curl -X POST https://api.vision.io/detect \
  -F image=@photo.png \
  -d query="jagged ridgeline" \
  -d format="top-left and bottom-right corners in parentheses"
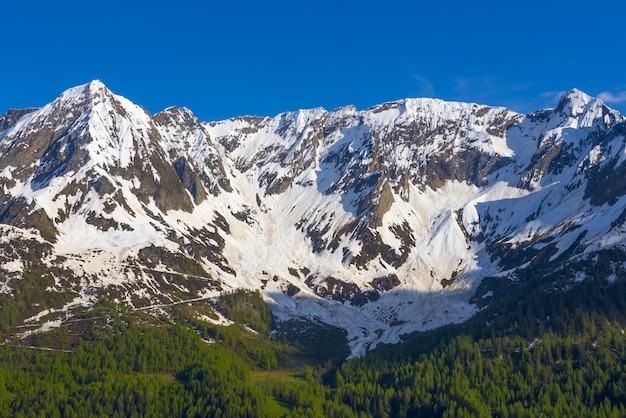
top-left (1, 81), bottom-right (626, 356)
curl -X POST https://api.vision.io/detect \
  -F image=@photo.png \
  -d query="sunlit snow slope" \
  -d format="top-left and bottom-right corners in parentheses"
top-left (1, 81), bottom-right (625, 355)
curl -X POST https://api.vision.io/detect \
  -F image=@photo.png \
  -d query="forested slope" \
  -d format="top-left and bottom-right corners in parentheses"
top-left (2, 257), bottom-right (626, 417)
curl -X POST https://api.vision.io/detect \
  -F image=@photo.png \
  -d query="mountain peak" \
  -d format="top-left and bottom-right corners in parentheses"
top-left (67, 79), bottom-right (108, 96)
top-left (4, 81), bottom-right (626, 356)
top-left (563, 87), bottom-right (593, 102)
top-left (46, 79), bottom-right (118, 115)
top-left (157, 106), bottom-right (199, 122)
top-left (555, 88), bottom-right (595, 116)
top-left (86, 78), bottom-right (107, 91)
top-left (552, 88), bottom-right (624, 129)
top-left (84, 79), bottom-right (113, 99)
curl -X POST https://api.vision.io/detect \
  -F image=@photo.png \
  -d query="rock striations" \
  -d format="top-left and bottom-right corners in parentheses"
top-left (1, 81), bottom-right (625, 355)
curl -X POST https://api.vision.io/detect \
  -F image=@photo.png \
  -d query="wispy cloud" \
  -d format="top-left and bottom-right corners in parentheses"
top-left (540, 90), bottom-right (567, 103)
top-left (598, 90), bottom-right (626, 104)
top-left (449, 76), bottom-right (530, 106)
top-left (535, 90), bottom-right (568, 110)
top-left (411, 74), bottom-right (435, 98)
top-left (451, 76), bottom-right (500, 101)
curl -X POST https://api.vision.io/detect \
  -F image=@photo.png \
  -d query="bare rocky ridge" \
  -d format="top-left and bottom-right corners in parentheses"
top-left (1, 81), bottom-right (626, 355)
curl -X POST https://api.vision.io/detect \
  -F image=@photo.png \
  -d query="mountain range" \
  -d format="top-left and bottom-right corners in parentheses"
top-left (1, 80), bottom-right (625, 356)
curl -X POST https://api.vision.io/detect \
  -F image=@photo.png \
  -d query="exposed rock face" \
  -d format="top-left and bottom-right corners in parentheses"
top-left (154, 106), bottom-right (232, 196)
top-left (0, 108), bottom-right (37, 132)
top-left (1, 82), bottom-right (626, 355)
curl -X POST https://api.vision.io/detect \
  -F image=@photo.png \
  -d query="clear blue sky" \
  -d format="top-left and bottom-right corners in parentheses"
top-left (2, 0), bottom-right (625, 121)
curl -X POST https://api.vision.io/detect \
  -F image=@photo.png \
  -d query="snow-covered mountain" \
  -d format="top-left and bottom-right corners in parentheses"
top-left (1, 80), bottom-right (625, 355)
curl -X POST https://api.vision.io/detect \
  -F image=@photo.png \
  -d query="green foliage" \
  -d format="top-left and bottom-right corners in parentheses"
top-left (4, 256), bottom-right (626, 416)
top-left (0, 319), bottom-right (285, 417)
top-left (274, 318), bottom-right (351, 367)
top-left (320, 248), bottom-right (626, 417)
top-left (0, 267), bottom-right (76, 339)
top-left (327, 322), bottom-right (626, 417)
top-left (216, 289), bottom-right (274, 334)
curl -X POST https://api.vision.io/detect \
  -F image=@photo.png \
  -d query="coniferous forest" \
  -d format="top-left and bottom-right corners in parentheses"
top-left (2, 252), bottom-right (626, 417)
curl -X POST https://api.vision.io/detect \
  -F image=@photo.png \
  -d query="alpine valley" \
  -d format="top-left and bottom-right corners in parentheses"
top-left (1, 80), bottom-right (626, 357)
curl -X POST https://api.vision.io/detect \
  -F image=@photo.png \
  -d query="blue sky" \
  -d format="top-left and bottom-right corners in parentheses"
top-left (2, 0), bottom-right (625, 121)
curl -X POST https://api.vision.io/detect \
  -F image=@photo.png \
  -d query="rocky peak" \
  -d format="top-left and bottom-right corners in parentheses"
top-left (0, 108), bottom-right (38, 132)
top-left (553, 88), bottom-right (622, 129)
top-left (154, 106), bottom-right (200, 128)
top-left (0, 80), bottom-right (198, 219)
top-left (49, 80), bottom-right (113, 113)
top-left (4, 82), bottom-right (626, 356)
top-left (556, 88), bottom-right (593, 114)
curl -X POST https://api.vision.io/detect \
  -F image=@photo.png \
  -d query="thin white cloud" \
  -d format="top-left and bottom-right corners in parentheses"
top-left (450, 76), bottom-right (507, 105)
top-left (412, 74), bottom-right (435, 98)
top-left (598, 90), bottom-right (626, 104)
top-left (452, 76), bottom-right (496, 97)
top-left (540, 90), bottom-right (567, 102)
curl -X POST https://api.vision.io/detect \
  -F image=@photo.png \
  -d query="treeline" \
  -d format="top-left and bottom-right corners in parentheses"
top-left (0, 320), bottom-right (286, 417)
top-left (311, 248), bottom-right (626, 416)
top-left (325, 323), bottom-right (626, 417)
top-left (4, 318), bottom-right (626, 417)
top-left (3, 251), bottom-right (626, 416)
top-left (0, 291), bottom-right (358, 417)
